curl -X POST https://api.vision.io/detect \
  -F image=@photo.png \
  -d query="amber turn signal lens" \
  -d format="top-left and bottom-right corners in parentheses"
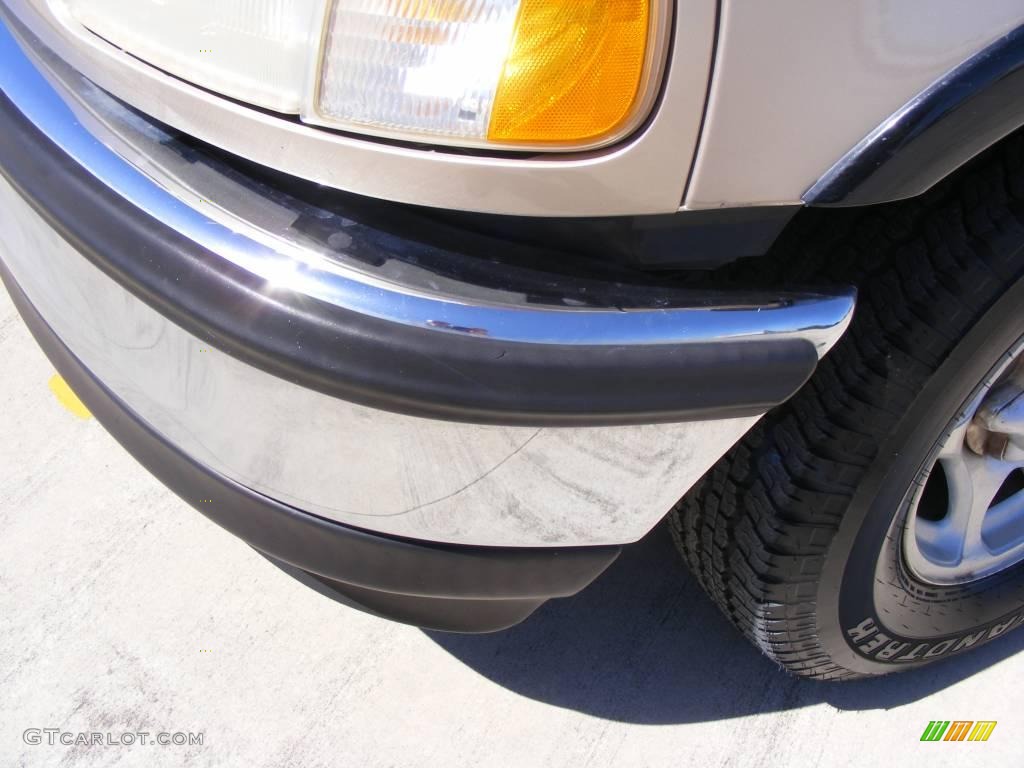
top-left (488, 0), bottom-right (651, 144)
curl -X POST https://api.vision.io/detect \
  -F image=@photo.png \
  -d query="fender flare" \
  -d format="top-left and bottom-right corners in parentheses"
top-left (805, 24), bottom-right (1024, 208)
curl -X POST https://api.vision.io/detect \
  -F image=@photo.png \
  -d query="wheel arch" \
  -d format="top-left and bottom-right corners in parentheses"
top-left (805, 24), bottom-right (1024, 209)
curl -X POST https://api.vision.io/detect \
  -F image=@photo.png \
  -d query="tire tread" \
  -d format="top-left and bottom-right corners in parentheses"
top-left (668, 132), bottom-right (1024, 679)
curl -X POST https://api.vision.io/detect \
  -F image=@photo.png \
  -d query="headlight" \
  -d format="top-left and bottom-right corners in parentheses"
top-left (64, 0), bottom-right (666, 151)
top-left (64, 0), bottom-right (324, 113)
top-left (312, 0), bottom-right (657, 148)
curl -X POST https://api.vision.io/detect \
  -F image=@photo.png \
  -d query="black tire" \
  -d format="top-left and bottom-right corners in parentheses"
top-left (669, 131), bottom-right (1024, 679)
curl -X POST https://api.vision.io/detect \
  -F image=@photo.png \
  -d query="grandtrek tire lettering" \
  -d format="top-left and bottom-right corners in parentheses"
top-left (845, 611), bottom-right (1024, 663)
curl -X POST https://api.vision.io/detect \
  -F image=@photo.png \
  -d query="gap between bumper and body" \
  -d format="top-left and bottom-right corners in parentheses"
top-left (0, 13), bottom-right (855, 630)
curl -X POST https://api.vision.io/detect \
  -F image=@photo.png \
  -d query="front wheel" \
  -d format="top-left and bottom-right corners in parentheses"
top-left (670, 132), bottom-right (1024, 678)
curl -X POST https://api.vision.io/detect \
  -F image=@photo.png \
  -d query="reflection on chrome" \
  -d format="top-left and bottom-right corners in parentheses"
top-left (0, 15), bottom-right (855, 357)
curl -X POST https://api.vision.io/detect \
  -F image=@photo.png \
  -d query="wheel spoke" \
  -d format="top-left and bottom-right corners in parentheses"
top-left (915, 451), bottom-right (1012, 572)
top-left (983, 487), bottom-right (1024, 556)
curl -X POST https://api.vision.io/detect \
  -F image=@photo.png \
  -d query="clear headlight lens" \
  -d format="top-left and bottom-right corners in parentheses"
top-left (65, 0), bottom-right (322, 112)
top-left (64, 0), bottom-right (661, 150)
top-left (316, 0), bottom-right (521, 141)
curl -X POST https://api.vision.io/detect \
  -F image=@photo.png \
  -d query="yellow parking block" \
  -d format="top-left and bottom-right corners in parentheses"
top-left (47, 373), bottom-right (92, 420)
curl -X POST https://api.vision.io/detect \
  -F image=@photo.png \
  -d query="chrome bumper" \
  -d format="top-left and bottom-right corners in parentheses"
top-left (0, 15), bottom-right (854, 548)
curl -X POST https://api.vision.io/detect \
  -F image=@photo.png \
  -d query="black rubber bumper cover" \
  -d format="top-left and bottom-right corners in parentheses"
top-left (0, 259), bottom-right (620, 631)
top-left (0, 84), bottom-right (820, 428)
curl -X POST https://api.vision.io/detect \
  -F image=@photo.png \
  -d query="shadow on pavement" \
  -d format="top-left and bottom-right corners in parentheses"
top-left (425, 524), bottom-right (1024, 724)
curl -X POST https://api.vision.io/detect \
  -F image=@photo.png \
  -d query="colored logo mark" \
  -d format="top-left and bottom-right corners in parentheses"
top-left (920, 721), bottom-right (997, 742)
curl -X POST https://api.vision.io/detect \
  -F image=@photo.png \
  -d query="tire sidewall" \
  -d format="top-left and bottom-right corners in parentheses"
top-left (817, 273), bottom-right (1024, 676)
